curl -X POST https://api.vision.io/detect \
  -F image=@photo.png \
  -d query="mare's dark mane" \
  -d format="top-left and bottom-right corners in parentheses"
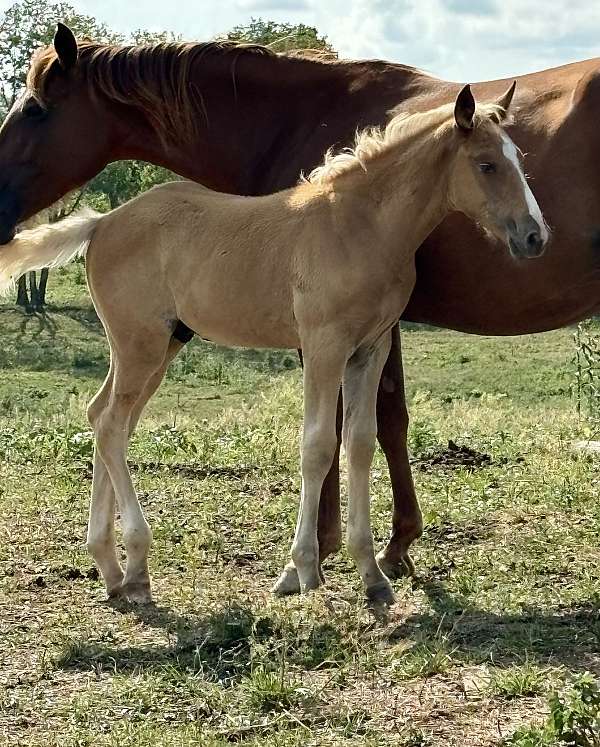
top-left (27, 38), bottom-right (424, 145)
top-left (28, 40), bottom-right (278, 143)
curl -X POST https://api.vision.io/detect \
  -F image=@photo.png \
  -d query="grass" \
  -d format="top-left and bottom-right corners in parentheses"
top-left (488, 661), bottom-right (560, 699)
top-left (1, 270), bottom-right (600, 745)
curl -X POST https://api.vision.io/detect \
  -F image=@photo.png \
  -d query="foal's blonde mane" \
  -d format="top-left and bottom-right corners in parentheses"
top-left (308, 101), bottom-right (508, 185)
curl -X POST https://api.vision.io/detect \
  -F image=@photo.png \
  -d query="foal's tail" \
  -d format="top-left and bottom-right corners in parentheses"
top-left (0, 209), bottom-right (101, 297)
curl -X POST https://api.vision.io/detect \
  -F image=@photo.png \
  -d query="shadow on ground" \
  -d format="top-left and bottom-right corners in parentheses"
top-left (55, 601), bottom-right (346, 681)
top-left (52, 578), bottom-right (600, 680)
top-left (391, 579), bottom-right (600, 670)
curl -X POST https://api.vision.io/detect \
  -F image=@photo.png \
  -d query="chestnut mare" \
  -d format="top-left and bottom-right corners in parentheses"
top-left (0, 24), bottom-right (598, 580)
top-left (0, 89), bottom-right (547, 602)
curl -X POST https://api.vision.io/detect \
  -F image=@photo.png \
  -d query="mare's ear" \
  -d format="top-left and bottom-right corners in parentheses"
top-left (54, 23), bottom-right (78, 71)
top-left (496, 81), bottom-right (517, 120)
top-left (454, 84), bottom-right (476, 132)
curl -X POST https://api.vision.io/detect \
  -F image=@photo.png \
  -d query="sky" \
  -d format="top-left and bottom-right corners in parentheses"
top-left (3, 0), bottom-right (600, 81)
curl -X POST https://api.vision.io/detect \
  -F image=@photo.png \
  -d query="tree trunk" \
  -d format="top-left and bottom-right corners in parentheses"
top-left (38, 268), bottom-right (49, 307)
top-left (29, 271), bottom-right (42, 310)
top-left (16, 276), bottom-right (31, 310)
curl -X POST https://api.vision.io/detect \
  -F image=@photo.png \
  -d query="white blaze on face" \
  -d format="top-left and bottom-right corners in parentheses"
top-left (501, 132), bottom-right (549, 243)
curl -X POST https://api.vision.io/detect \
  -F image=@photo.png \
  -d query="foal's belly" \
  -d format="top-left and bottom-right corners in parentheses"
top-left (176, 281), bottom-right (300, 350)
top-left (181, 310), bottom-right (301, 350)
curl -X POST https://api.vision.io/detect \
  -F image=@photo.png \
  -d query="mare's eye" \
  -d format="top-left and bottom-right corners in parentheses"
top-left (23, 101), bottom-right (46, 119)
top-left (479, 162), bottom-right (496, 174)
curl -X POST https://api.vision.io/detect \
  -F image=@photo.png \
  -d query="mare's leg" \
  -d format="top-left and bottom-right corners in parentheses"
top-left (86, 338), bottom-right (184, 598)
top-left (343, 333), bottom-right (395, 604)
top-left (375, 324), bottom-right (423, 578)
top-left (274, 342), bottom-right (346, 594)
top-left (92, 335), bottom-right (171, 603)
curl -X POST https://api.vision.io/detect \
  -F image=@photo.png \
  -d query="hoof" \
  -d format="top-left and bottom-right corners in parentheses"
top-left (272, 565), bottom-right (301, 596)
top-left (299, 572), bottom-right (323, 594)
top-left (376, 550), bottom-right (415, 580)
top-left (106, 584), bottom-right (124, 599)
top-left (273, 562), bottom-right (326, 596)
top-left (105, 573), bottom-right (125, 599)
top-left (110, 581), bottom-right (153, 605)
top-left (366, 580), bottom-right (396, 606)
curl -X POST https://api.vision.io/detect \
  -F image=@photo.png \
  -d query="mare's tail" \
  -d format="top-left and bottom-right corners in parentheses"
top-left (0, 209), bottom-right (101, 296)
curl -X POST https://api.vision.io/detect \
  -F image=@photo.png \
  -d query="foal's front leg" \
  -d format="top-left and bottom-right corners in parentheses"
top-left (316, 325), bottom-right (422, 578)
top-left (274, 343), bottom-right (347, 594)
top-left (343, 333), bottom-right (395, 604)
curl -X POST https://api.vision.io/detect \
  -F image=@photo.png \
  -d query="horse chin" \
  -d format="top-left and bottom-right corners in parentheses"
top-left (508, 236), bottom-right (536, 260)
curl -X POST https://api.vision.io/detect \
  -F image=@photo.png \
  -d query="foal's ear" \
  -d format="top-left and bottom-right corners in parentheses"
top-left (496, 81), bottom-right (517, 119)
top-left (54, 23), bottom-right (78, 71)
top-left (454, 84), bottom-right (476, 132)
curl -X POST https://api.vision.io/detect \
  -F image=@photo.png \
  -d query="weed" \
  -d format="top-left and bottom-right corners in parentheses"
top-left (505, 673), bottom-right (600, 746)
top-left (572, 321), bottom-right (600, 422)
top-left (489, 661), bottom-right (558, 699)
top-left (392, 635), bottom-right (456, 680)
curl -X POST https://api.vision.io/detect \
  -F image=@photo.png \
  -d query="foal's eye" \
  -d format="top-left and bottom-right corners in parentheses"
top-left (22, 101), bottom-right (46, 119)
top-left (478, 162), bottom-right (496, 174)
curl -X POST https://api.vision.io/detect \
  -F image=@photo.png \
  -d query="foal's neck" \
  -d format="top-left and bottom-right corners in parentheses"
top-left (332, 135), bottom-right (453, 270)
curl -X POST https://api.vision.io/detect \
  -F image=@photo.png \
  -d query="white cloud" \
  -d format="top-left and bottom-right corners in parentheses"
top-left (236, 0), bottom-right (310, 10)
top-left (4, 0), bottom-right (600, 81)
top-left (309, 0), bottom-right (600, 80)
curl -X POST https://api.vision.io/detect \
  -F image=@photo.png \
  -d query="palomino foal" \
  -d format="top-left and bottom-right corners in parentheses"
top-left (0, 84), bottom-right (547, 604)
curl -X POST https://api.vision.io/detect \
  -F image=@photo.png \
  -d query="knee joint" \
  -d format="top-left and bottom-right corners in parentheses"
top-left (87, 535), bottom-right (109, 557)
top-left (87, 401), bottom-right (104, 428)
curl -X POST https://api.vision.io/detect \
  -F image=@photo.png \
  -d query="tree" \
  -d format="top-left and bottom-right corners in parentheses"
top-left (224, 18), bottom-right (336, 56)
top-left (86, 161), bottom-right (177, 212)
top-left (130, 29), bottom-right (181, 45)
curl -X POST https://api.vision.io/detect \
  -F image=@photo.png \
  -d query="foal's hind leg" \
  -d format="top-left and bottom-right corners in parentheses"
top-left (87, 339), bottom-right (184, 599)
top-left (86, 363), bottom-right (124, 596)
top-left (93, 337), bottom-right (172, 603)
top-left (343, 333), bottom-right (395, 604)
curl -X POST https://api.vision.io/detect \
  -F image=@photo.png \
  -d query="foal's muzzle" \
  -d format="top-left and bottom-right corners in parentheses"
top-left (506, 215), bottom-right (548, 260)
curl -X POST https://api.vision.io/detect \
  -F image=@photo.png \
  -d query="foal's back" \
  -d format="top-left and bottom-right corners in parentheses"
top-left (87, 181), bottom-right (323, 349)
